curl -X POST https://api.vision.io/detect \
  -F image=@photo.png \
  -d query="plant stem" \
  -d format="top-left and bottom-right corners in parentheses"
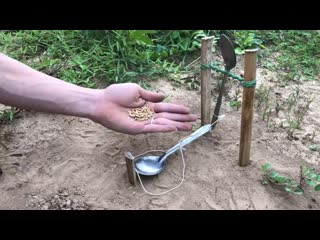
top-left (299, 165), bottom-right (304, 189)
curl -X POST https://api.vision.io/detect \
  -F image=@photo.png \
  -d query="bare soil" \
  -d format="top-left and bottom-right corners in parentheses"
top-left (1, 60), bottom-right (319, 210)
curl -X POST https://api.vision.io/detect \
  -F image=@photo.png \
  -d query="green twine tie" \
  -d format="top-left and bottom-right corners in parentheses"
top-left (201, 62), bottom-right (256, 88)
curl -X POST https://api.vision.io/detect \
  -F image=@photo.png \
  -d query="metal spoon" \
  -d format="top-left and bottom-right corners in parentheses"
top-left (134, 123), bottom-right (213, 176)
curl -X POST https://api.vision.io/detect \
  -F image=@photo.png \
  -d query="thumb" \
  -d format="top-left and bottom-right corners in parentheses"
top-left (139, 88), bottom-right (165, 103)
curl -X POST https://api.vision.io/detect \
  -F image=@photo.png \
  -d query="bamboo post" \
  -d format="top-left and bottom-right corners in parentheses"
top-left (125, 152), bottom-right (137, 186)
top-left (201, 36), bottom-right (214, 126)
top-left (239, 49), bottom-right (258, 167)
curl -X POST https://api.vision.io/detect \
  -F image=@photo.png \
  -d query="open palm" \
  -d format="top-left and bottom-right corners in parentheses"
top-left (93, 83), bottom-right (197, 135)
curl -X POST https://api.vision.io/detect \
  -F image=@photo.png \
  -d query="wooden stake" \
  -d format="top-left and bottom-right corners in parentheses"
top-left (125, 152), bottom-right (137, 186)
top-left (201, 36), bottom-right (214, 126)
top-left (239, 49), bottom-right (258, 167)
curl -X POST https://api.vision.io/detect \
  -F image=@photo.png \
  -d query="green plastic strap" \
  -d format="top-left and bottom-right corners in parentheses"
top-left (201, 62), bottom-right (256, 88)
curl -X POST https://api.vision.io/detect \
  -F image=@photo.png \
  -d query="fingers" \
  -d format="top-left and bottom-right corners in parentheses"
top-left (129, 97), bottom-right (146, 108)
top-left (153, 102), bottom-right (190, 114)
top-left (154, 112), bottom-right (197, 122)
top-left (139, 88), bottom-right (165, 103)
top-left (141, 124), bottom-right (177, 134)
top-left (149, 117), bottom-right (193, 131)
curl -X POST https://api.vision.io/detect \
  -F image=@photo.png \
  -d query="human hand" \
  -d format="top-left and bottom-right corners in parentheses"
top-left (92, 83), bottom-right (197, 135)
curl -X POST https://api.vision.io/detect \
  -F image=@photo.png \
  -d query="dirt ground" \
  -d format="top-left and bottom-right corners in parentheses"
top-left (1, 59), bottom-right (320, 210)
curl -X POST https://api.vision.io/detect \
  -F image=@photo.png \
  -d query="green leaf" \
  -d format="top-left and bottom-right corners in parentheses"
top-left (132, 30), bottom-right (157, 35)
top-left (179, 38), bottom-right (191, 51)
top-left (125, 72), bottom-right (139, 77)
top-left (262, 163), bottom-right (272, 171)
top-left (244, 34), bottom-right (254, 46)
top-left (284, 186), bottom-right (292, 192)
top-left (129, 31), bottom-right (154, 45)
top-left (315, 184), bottom-right (320, 192)
top-left (309, 144), bottom-right (319, 151)
top-left (269, 171), bottom-right (279, 179)
top-left (171, 31), bottom-right (180, 39)
top-left (293, 188), bottom-right (304, 195)
top-left (308, 173), bottom-right (317, 179)
top-left (260, 44), bottom-right (267, 49)
top-left (306, 179), bottom-right (317, 187)
top-left (116, 62), bottom-right (121, 74)
top-left (275, 176), bottom-right (288, 184)
top-left (192, 30), bottom-right (206, 38)
top-left (235, 47), bottom-right (245, 55)
top-left (8, 111), bottom-right (13, 122)
top-left (303, 167), bottom-right (311, 176)
top-left (229, 101), bottom-right (241, 108)
top-left (161, 51), bottom-right (168, 58)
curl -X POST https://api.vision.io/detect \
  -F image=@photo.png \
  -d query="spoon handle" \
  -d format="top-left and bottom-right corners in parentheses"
top-left (163, 124), bottom-right (212, 158)
top-left (179, 124), bottom-right (212, 147)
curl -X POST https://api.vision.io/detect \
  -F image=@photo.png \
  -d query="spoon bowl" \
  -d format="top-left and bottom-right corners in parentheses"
top-left (134, 155), bottom-right (166, 176)
top-left (134, 123), bottom-right (214, 176)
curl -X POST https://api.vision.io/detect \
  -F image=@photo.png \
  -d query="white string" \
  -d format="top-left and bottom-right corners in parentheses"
top-left (134, 115), bottom-right (225, 196)
top-left (136, 139), bottom-right (186, 196)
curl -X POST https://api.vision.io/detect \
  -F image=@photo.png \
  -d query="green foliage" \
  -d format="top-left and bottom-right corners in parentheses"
top-left (0, 107), bottom-right (17, 124)
top-left (1, 30), bottom-right (319, 92)
top-left (309, 144), bottom-right (320, 152)
top-left (302, 166), bottom-right (320, 192)
top-left (261, 163), bottom-right (303, 195)
top-left (251, 30), bottom-right (320, 81)
top-left (261, 163), bottom-right (320, 194)
top-left (233, 31), bottom-right (266, 55)
top-left (0, 30), bottom-right (213, 88)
